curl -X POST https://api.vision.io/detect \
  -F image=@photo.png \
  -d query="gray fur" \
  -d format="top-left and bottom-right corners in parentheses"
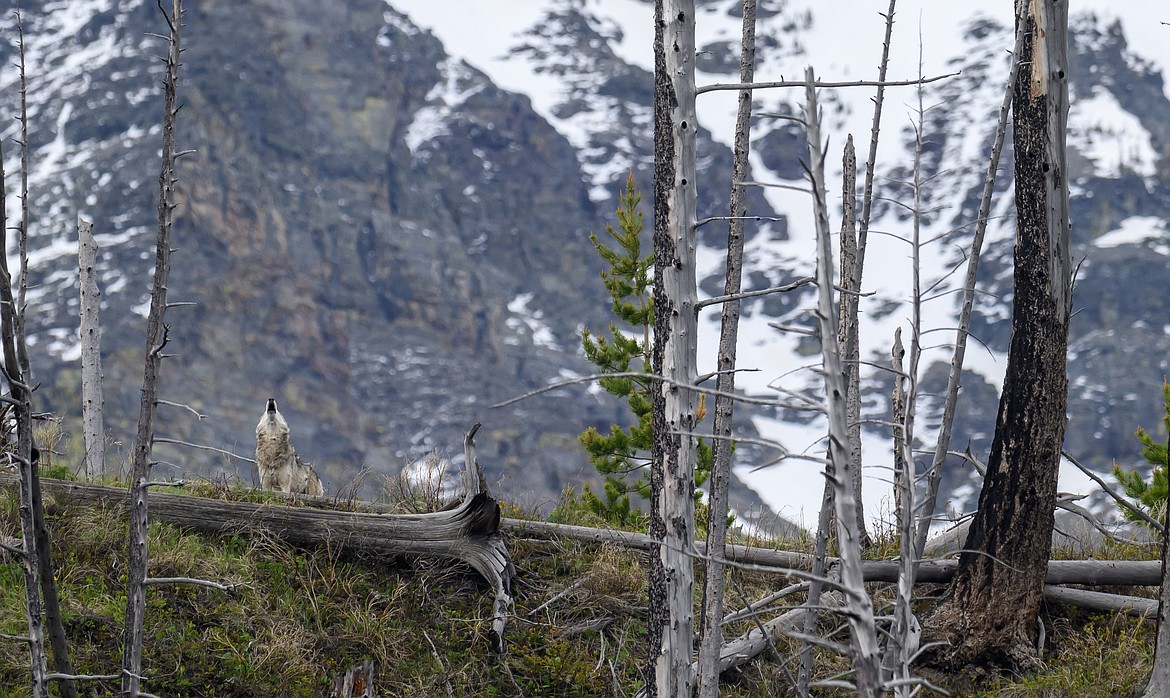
top-left (255, 399), bottom-right (325, 496)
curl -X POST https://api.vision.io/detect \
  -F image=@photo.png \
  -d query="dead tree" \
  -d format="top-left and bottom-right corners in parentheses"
top-left (122, 1), bottom-right (183, 694)
top-left (0, 15), bottom-right (79, 698)
top-left (78, 217), bottom-right (105, 481)
top-left (925, 0), bottom-right (1072, 671)
top-left (0, 119), bottom-right (49, 698)
top-left (804, 68), bottom-right (882, 696)
top-left (648, 0), bottom-right (700, 696)
top-left (837, 133), bottom-right (866, 549)
top-left (696, 1), bottom-right (755, 695)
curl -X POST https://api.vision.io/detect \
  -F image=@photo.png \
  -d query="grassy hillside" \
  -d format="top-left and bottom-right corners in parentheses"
top-left (0, 476), bottom-right (1158, 697)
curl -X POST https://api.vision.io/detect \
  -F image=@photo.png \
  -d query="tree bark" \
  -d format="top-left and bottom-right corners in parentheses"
top-left (0, 21), bottom-right (76, 696)
top-left (649, 0), bottom-right (700, 696)
top-left (838, 135), bottom-right (868, 548)
top-left (123, 3), bottom-right (182, 693)
top-left (805, 68), bottom-right (882, 696)
top-left (925, 0), bottom-right (1071, 671)
top-left (697, 2), bottom-right (755, 695)
top-left (78, 217), bottom-right (105, 482)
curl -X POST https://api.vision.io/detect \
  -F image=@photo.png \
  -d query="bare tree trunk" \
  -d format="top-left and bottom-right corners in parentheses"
top-left (804, 68), bottom-right (882, 697)
top-left (78, 217), bottom-right (105, 482)
top-left (891, 330), bottom-right (907, 531)
top-left (837, 135), bottom-right (868, 549)
top-left (122, 2), bottom-right (183, 694)
top-left (797, 137), bottom-right (858, 696)
top-left (649, 0), bottom-right (699, 695)
top-left (696, 1), bottom-right (755, 695)
top-left (925, 0), bottom-right (1071, 671)
top-left (885, 65), bottom-right (928, 688)
top-left (0, 172), bottom-right (49, 694)
top-left (1, 19), bottom-right (77, 697)
top-left (814, 0), bottom-right (896, 594)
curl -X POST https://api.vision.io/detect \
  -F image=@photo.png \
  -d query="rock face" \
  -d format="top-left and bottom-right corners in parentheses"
top-left (3, 0), bottom-right (1170, 522)
top-left (0, 0), bottom-right (606, 500)
top-left (168, 0), bottom-right (616, 495)
top-left (0, 0), bottom-right (772, 511)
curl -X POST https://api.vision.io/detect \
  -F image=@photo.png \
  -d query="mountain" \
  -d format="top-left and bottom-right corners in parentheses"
top-left (0, 0), bottom-right (1168, 528)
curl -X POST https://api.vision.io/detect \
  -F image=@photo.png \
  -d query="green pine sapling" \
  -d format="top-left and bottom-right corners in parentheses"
top-left (1113, 381), bottom-right (1170, 528)
top-left (578, 173), bottom-right (711, 528)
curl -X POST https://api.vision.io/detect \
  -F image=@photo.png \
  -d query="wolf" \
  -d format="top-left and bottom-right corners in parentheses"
top-left (255, 398), bottom-right (325, 497)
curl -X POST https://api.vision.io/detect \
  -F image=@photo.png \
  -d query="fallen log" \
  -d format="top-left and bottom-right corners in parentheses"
top-left (1043, 585), bottom-right (1157, 618)
top-left (505, 519), bottom-right (1162, 587)
top-left (858, 558), bottom-right (1162, 586)
top-left (503, 519), bottom-right (821, 571)
top-left (675, 581), bottom-right (1158, 687)
top-left (0, 425), bottom-right (515, 653)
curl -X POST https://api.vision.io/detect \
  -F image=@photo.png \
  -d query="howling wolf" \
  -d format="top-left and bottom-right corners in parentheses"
top-left (255, 398), bottom-right (325, 496)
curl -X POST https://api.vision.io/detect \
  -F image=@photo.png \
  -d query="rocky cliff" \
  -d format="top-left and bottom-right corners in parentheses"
top-left (2, 0), bottom-right (1170, 524)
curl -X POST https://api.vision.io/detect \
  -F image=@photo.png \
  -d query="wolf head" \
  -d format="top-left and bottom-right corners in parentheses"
top-left (257, 397), bottom-right (290, 439)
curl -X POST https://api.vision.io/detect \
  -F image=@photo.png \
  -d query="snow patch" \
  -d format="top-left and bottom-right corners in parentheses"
top-left (507, 292), bottom-right (560, 350)
top-left (1069, 87), bottom-right (1158, 180)
top-left (404, 59), bottom-right (487, 157)
top-left (1093, 216), bottom-right (1167, 249)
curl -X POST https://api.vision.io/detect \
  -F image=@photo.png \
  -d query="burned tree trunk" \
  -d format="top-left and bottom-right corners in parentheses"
top-left (925, 0), bottom-right (1071, 671)
top-left (648, 0), bottom-right (700, 695)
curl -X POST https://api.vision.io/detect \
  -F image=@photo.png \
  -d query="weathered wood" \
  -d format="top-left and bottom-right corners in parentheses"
top-left (124, 2), bottom-right (184, 693)
top-left (650, 0), bottom-right (700, 695)
top-left (330, 659), bottom-right (375, 698)
top-left (1, 461), bottom-right (515, 653)
top-left (862, 558), bottom-right (1161, 586)
top-left (0, 22), bottom-right (50, 696)
top-left (77, 217), bottom-right (104, 482)
top-left (1044, 586), bottom-right (1157, 619)
top-left (507, 517), bottom-right (1161, 587)
top-left (927, 0), bottom-right (1073, 671)
top-left (697, 2), bottom-right (756, 694)
top-left (806, 67), bottom-right (882, 696)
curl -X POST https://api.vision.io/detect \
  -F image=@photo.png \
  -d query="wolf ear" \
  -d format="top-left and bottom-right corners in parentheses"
top-left (266, 398), bottom-right (278, 413)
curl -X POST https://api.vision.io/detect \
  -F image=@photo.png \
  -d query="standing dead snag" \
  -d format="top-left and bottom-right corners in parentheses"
top-left (696, 2), bottom-right (755, 696)
top-left (0, 15), bottom-right (78, 697)
top-left (804, 67), bottom-right (882, 696)
top-left (78, 217), bottom-right (105, 481)
top-left (925, 0), bottom-right (1072, 671)
top-left (649, 0), bottom-right (700, 695)
top-left (0, 138), bottom-right (48, 698)
top-left (122, 0), bottom-right (184, 694)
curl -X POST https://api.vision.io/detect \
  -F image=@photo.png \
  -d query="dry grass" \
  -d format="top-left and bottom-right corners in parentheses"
top-left (0, 480), bottom-right (1160, 696)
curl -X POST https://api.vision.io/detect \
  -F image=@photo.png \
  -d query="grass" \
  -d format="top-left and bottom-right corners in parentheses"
top-left (0, 476), bottom-right (1160, 696)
